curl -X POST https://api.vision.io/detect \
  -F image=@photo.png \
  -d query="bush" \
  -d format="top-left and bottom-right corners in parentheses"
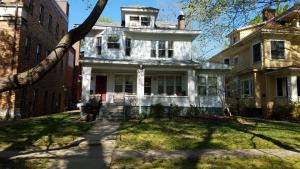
top-left (82, 98), bottom-right (102, 121)
top-left (169, 104), bottom-right (182, 119)
top-left (151, 104), bottom-right (164, 119)
top-left (186, 104), bottom-right (200, 118)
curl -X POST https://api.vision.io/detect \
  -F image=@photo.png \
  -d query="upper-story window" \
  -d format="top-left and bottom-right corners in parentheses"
top-left (24, 36), bottom-right (31, 58)
top-left (252, 42), bottom-right (261, 63)
top-left (48, 15), bottom-right (52, 31)
top-left (152, 41), bottom-right (174, 58)
top-left (130, 16), bottom-right (139, 21)
top-left (107, 36), bottom-right (120, 49)
top-left (125, 38), bottom-right (131, 56)
top-left (223, 58), bottom-right (230, 65)
top-left (141, 17), bottom-right (151, 26)
top-left (28, 0), bottom-right (33, 15)
top-left (39, 5), bottom-right (44, 25)
top-left (36, 44), bottom-right (42, 64)
top-left (271, 41), bottom-right (285, 59)
top-left (96, 37), bottom-right (102, 55)
top-left (55, 23), bottom-right (60, 38)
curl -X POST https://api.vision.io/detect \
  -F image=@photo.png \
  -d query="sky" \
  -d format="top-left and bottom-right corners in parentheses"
top-left (68, 0), bottom-right (158, 29)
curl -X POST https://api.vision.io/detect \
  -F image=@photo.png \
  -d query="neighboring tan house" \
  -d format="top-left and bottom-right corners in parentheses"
top-left (80, 6), bottom-right (230, 119)
top-left (209, 4), bottom-right (300, 114)
top-left (0, 0), bottom-right (75, 119)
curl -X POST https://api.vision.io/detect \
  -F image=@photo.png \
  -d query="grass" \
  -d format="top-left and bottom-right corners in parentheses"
top-left (0, 111), bottom-right (92, 151)
top-left (116, 117), bottom-right (300, 150)
top-left (111, 156), bottom-right (300, 169)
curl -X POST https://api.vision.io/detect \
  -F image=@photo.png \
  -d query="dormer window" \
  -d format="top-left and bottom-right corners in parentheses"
top-left (107, 36), bottom-right (120, 49)
top-left (141, 17), bottom-right (151, 26)
top-left (130, 16), bottom-right (139, 21)
top-left (223, 58), bottom-right (230, 65)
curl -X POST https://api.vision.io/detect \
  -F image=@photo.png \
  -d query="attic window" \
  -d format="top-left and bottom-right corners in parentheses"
top-left (130, 16), bottom-right (139, 21)
top-left (141, 17), bottom-right (151, 26)
top-left (107, 36), bottom-right (120, 49)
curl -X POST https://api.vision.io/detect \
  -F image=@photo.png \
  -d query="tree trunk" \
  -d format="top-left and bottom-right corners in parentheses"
top-left (0, 0), bottom-right (108, 93)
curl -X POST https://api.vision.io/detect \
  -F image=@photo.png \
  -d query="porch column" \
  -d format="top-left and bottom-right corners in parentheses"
top-left (188, 69), bottom-right (196, 106)
top-left (82, 67), bottom-right (92, 103)
top-left (287, 75), bottom-right (298, 103)
top-left (137, 68), bottom-right (145, 114)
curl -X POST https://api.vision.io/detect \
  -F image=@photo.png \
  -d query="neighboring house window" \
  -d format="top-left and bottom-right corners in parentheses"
top-left (115, 75), bottom-right (123, 93)
top-left (55, 23), bottom-right (60, 38)
top-left (24, 36), bottom-right (31, 58)
top-left (198, 76), bottom-right (207, 96)
top-left (276, 77), bottom-right (288, 97)
top-left (158, 41), bottom-right (166, 58)
top-left (151, 41), bottom-right (156, 58)
top-left (39, 5), bottom-right (44, 25)
top-left (158, 76), bottom-right (164, 94)
top-left (298, 77), bottom-right (300, 96)
top-left (271, 41), bottom-right (285, 59)
top-left (36, 44), bottom-right (42, 64)
top-left (241, 79), bottom-right (253, 97)
top-left (223, 58), bottom-right (230, 65)
top-left (32, 89), bottom-right (39, 113)
top-left (252, 42), bottom-right (261, 63)
top-left (28, 0), bottom-right (33, 15)
top-left (141, 17), bottom-right (150, 26)
top-left (107, 36), bottom-right (120, 49)
top-left (144, 77), bottom-right (152, 95)
top-left (96, 37), bottom-right (102, 55)
top-left (234, 57), bottom-right (239, 64)
top-left (125, 38), bottom-right (131, 56)
top-left (208, 76), bottom-right (218, 96)
top-left (168, 41), bottom-right (174, 58)
top-left (48, 15), bottom-right (52, 31)
top-left (130, 16), bottom-right (139, 21)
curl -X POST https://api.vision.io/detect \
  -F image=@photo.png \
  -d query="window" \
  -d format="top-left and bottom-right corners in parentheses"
top-left (114, 75), bottom-right (123, 93)
top-left (141, 17), bottom-right (151, 26)
top-left (158, 41), bottom-right (166, 58)
top-left (277, 77), bottom-right (288, 97)
top-left (223, 58), bottom-right (230, 65)
top-left (168, 41), bottom-right (174, 58)
top-left (208, 76), bottom-right (218, 96)
top-left (298, 77), bottom-right (300, 96)
top-left (36, 44), bottom-right (42, 64)
top-left (96, 37), bottom-right (102, 55)
top-left (48, 15), bottom-right (52, 31)
top-left (241, 79), bottom-right (253, 97)
top-left (55, 23), bottom-right (60, 38)
top-left (125, 75), bottom-right (134, 94)
top-left (107, 36), bottom-right (120, 49)
top-left (130, 16), bottom-right (139, 21)
top-left (28, 0), bottom-right (33, 15)
top-left (151, 41), bottom-right (156, 58)
top-left (198, 76), bottom-right (207, 96)
top-left (271, 41), bottom-right (285, 59)
top-left (175, 76), bottom-right (183, 95)
top-left (39, 5), bottom-right (44, 25)
top-left (158, 76), bottom-right (164, 94)
top-left (166, 76), bottom-right (175, 95)
top-left (144, 77), bottom-right (152, 95)
top-left (24, 36), bottom-right (31, 57)
top-left (125, 38), bottom-right (131, 56)
top-left (252, 43), bottom-right (261, 63)
top-left (234, 57), bottom-right (239, 64)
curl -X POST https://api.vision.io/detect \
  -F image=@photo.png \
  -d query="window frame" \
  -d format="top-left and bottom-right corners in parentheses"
top-left (107, 35), bottom-right (120, 49)
top-left (96, 37), bottom-right (102, 55)
top-left (252, 42), bottom-right (262, 64)
top-left (223, 57), bottom-right (230, 65)
top-left (39, 5), bottom-right (44, 25)
top-left (125, 38), bottom-right (131, 56)
top-left (270, 40), bottom-right (286, 60)
top-left (276, 77), bottom-right (288, 97)
top-left (141, 16), bottom-right (151, 26)
top-left (144, 76), bottom-right (152, 95)
top-left (197, 75), bottom-right (218, 96)
top-left (240, 78), bottom-right (253, 97)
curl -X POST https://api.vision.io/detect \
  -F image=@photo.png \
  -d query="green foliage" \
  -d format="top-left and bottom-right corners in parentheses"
top-left (97, 16), bottom-right (112, 23)
top-left (272, 104), bottom-right (300, 120)
top-left (137, 112), bottom-right (146, 124)
top-left (151, 104), bottom-right (165, 119)
top-left (169, 104), bottom-right (182, 118)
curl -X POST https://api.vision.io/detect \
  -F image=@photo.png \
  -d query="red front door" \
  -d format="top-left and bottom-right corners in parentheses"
top-left (96, 76), bottom-right (107, 102)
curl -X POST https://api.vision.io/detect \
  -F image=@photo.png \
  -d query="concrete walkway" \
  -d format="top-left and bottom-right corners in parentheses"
top-left (1, 120), bottom-right (120, 169)
top-left (113, 149), bottom-right (300, 160)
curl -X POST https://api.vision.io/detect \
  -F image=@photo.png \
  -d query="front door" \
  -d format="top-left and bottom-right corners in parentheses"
top-left (96, 76), bottom-right (107, 102)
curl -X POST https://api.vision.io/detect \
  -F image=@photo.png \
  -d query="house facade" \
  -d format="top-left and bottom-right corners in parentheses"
top-left (81, 6), bottom-right (229, 118)
top-left (209, 4), bottom-right (300, 114)
top-left (0, 0), bottom-right (75, 119)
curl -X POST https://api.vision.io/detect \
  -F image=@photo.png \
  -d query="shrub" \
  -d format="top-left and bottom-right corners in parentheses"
top-left (137, 112), bottom-right (146, 124)
top-left (151, 104), bottom-right (164, 119)
top-left (186, 105), bottom-right (200, 118)
top-left (169, 104), bottom-right (182, 119)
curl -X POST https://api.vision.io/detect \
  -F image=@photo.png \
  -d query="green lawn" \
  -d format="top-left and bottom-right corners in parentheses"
top-left (116, 117), bottom-right (300, 150)
top-left (0, 111), bottom-right (92, 151)
top-left (111, 156), bottom-right (300, 169)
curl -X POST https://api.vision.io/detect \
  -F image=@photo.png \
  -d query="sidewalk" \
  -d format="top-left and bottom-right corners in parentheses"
top-left (0, 120), bottom-right (120, 169)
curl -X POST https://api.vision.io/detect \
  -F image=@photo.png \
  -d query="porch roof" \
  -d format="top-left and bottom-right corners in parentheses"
top-left (80, 58), bottom-right (231, 71)
top-left (265, 66), bottom-right (300, 76)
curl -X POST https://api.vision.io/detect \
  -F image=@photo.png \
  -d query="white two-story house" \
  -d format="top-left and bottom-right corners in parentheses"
top-left (80, 6), bottom-right (229, 118)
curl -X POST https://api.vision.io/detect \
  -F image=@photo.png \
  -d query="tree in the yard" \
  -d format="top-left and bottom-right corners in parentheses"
top-left (0, 0), bottom-right (108, 93)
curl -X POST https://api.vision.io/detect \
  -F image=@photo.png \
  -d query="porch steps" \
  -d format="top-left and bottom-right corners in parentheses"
top-left (100, 105), bottom-right (125, 121)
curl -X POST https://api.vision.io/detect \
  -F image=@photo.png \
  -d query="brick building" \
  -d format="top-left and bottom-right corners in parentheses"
top-left (0, 0), bottom-right (75, 119)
